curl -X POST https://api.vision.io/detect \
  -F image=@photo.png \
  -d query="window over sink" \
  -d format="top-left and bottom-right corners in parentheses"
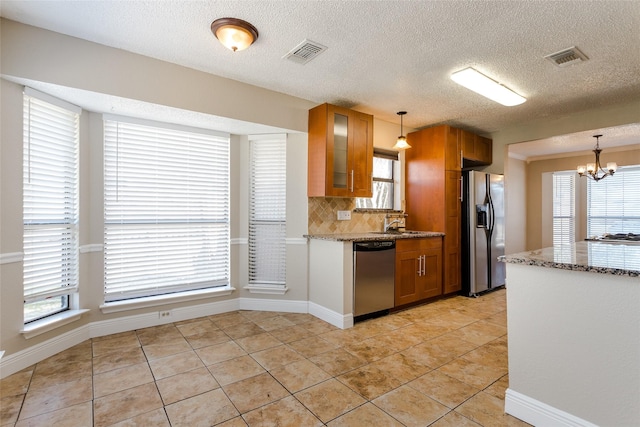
top-left (356, 148), bottom-right (400, 210)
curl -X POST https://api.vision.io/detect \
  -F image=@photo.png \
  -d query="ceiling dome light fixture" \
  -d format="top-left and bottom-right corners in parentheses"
top-left (210, 18), bottom-right (259, 52)
top-left (577, 134), bottom-right (617, 181)
top-left (393, 111), bottom-right (411, 150)
top-left (450, 67), bottom-right (526, 106)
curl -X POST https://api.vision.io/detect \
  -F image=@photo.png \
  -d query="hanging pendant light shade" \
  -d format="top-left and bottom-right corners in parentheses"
top-left (211, 18), bottom-right (259, 52)
top-left (393, 111), bottom-right (411, 150)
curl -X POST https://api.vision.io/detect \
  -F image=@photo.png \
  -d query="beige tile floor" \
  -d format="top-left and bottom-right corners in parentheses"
top-left (1, 288), bottom-right (531, 426)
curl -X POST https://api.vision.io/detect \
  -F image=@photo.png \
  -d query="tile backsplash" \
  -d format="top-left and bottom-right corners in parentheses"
top-left (308, 197), bottom-right (392, 234)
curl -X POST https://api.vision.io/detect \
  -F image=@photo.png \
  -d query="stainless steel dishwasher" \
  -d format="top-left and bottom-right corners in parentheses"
top-left (353, 240), bottom-right (395, 318)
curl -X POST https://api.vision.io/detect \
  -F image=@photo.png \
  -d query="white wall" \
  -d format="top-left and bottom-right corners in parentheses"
top-left (506, 263), bottom-right (640, 426)
top-left (504, 155), bottom-right (526, 254)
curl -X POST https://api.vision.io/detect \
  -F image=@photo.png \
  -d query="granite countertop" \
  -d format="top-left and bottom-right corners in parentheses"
top-left (499, 240), bottom-right (640, 277)
top-left (305, 231), bottom-right (444, 242)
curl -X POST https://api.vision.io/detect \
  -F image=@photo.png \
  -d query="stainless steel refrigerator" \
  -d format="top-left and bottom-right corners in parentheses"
top-left (462, 171), bottom-right (506, 296)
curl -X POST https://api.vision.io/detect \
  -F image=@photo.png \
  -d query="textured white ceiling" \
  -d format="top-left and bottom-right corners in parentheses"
top-left (508, 123), bottom-right (640, 161)
top-left (2, 0), bottom-right (640, 155)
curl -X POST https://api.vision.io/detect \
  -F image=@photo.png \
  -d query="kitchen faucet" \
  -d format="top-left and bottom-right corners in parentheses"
top-left (384, 219), bottom-right (402, 232)
top-left (384, 214), bottom-right (406, 232)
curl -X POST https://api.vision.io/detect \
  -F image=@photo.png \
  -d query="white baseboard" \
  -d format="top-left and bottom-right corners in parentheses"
top-left (0, 325), bottom-right (90, 378)
top-left (505, 388), bottom-right (599, 427)
top-left (239, 297), bottom-right (308, 313)
top-left (0, 297), bottom-right (315, 378)
top-left (90, 298), bottom-right (241, 339)
top-left (308, 302), bottom-right (353, 329)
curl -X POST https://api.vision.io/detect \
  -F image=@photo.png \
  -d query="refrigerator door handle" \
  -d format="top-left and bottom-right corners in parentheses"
top-left (488, 194), bottom-right (495, 239)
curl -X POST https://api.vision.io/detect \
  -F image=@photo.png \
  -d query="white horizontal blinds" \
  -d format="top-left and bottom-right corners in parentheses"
top-left (587, 165), bottom-right (640, 237)
top-left (552, 171), bottom-right (576, 246)
top-left (249, 135), bottom-right (287, 286)
top-left (103, 118), bottom-right (230, 302)
top-left (23, 92), bottom-right (79, 303)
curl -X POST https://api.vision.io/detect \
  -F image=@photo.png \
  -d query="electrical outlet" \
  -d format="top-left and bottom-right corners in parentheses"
top-left (158, 310), bottom-right (172, 319)
top-left (337, 210), bottom-right (351, 220)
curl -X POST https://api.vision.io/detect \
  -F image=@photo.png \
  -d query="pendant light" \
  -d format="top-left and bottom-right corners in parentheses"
top-left (577, 134), bottom-right (617, 181)
top-left (210, 18), bottom-right (259, 52)
top-left (393, 111), bottom-right (411, 150)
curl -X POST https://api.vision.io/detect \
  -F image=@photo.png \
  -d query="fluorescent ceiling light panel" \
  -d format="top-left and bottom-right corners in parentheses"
top-left (450, 68), bottom-right (526, 106)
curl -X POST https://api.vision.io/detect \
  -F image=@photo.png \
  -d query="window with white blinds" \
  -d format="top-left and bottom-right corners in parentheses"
top-left (552, 171), bottom-right (576, 246)
top-left (103, 117), bottom-right (230, 302)
top-left (248, 135), bottom-right (286, 287)
top-left (587, 165), bottom-right (640, 237)
top-left (23, 90), bottom-right (80, 323)
top-left (356, 149), bottom-right (399, 210)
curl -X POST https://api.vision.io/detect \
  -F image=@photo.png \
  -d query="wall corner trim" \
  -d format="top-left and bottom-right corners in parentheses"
top-left (505, 388), bottom-right (599, 427)
top-left (308, 302), bottom-right (353, 329)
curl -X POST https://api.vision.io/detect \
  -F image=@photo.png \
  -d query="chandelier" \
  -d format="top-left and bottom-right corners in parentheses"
top-left (577, 134), bottom-right (617, 181)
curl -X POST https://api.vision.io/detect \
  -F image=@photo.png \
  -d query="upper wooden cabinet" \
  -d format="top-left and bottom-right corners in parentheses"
top-left (461, 129), bottom-right (492, 165)
top-left (308, 103), bottom-right (374, 197)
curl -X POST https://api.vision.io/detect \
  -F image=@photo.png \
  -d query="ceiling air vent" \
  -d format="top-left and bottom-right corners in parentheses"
top-left (283, 39), bottom-right (327, 64)
top-left (544, 46), bottom-right (589, 67)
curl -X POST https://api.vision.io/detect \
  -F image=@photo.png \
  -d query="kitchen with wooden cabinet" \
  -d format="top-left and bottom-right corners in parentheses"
top-left (305, 101), bottom-right (499, 327)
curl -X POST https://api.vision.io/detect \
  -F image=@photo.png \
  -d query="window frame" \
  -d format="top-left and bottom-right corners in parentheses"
top-left (552, 171), bottom-right (576, 246)
top-left (587, 165), bottom-right (640, 237)
top-left (102, 115), bottom-right (231, 303)
top-left (22, 88), bottom-right (80, 324)
top-left (356, 148), bottom-right (400, 211)
top-left (247, 134), bottom-right (287, 292)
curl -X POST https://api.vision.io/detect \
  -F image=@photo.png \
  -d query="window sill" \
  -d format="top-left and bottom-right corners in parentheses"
top-left (21, 309), bottom-right (90, 340)
top-left (99, 286), bottom-right (236, 314)
top-left (243, 285), bottom-right (289, 295)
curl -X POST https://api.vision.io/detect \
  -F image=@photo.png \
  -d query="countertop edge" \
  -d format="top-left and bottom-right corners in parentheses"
top-left (499, 242), bottom-right (640, 277)
top-left (304, 231), bottom-right (445, 242)
top-left (499, 255), bottom-right (639, 277)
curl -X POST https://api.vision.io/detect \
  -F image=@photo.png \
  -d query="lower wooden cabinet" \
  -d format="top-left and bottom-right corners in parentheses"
top-left (395, 237), bottom-right (443, 306)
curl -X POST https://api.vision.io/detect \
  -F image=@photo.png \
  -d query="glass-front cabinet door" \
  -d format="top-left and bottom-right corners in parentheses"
top-left (307, 103), bottom-right (373, 198)
top-left (332, 112), bottom-right (349, 191)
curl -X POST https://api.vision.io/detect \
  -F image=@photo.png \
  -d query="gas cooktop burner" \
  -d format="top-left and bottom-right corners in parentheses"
top-left (588, 233), bottom-right (640, 242)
